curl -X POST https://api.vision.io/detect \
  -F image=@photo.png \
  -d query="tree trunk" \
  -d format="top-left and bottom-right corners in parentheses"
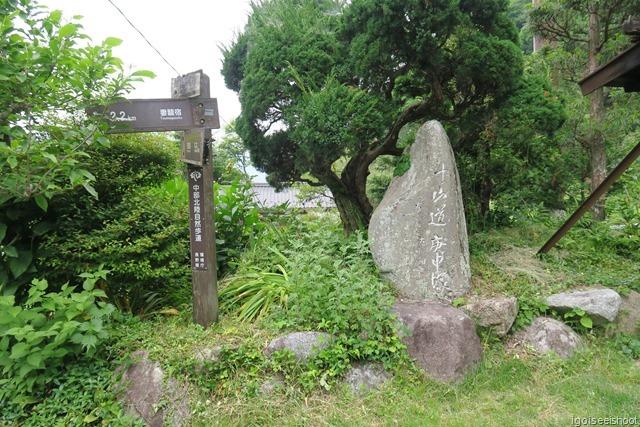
top-left (588, 9), bottom-right (606, 221)
top-left (313, 165), bottom-right (372, 233)
top-left (333, 191), bottom-right (370, 232)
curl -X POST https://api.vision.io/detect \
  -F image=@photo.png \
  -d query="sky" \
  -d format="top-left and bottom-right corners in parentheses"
top-left (44, 0), bottom-right (254, 139)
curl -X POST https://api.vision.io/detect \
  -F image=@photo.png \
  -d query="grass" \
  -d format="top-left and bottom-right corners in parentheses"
top-left (99, 315), bottom-right (637, 427)
top-left (6, 210), bottom-right (640, 426)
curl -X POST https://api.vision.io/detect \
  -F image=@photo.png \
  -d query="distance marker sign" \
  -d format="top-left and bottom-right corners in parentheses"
top-left (86, 98), bottom-right (219, 133)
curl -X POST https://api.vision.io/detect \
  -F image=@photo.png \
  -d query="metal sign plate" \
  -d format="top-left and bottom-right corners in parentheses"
top-left (86, 98), bottom-right (220, 133)
top-left (181, 129), bottom-right (206, 166)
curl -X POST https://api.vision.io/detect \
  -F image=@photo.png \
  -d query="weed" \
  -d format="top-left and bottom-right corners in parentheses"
top-left (513, 296), bottom-right (549, 330)
top-left (0, 270), bottom-right (115, 408)
top-left (562, 307), bottom-right (594, 332)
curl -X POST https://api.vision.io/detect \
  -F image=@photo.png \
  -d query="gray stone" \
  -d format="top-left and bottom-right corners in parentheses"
top-left (260, 376), bottom-right (285, 395)
top-left (193, 346), bottom-right (232, 374)
top-left (463, 297), bottom-right (518, 336)
top-left (369, 120), bottom-right (471, 303)
top-left (264, 331), bottom-right (334, 362)
top-left (510, 317), bottom-right (583, 360)
top-left (119, 351), bottom-right (190, 427)
top-left (615, 290), bottom-right (640, 337)
top-left (343, 362), bottom-right (391, 393)
top-left (392, 300), bottom-right (482, 382)
top-left (545, 288), bottom-right (622, 325)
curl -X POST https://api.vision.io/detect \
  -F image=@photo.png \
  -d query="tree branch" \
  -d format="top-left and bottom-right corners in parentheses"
top-left (298, 177), bottom-right (325, 187)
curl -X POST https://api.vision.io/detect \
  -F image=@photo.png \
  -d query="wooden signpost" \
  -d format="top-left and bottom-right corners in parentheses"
top-left (88, 70), bottom-right (219, 327)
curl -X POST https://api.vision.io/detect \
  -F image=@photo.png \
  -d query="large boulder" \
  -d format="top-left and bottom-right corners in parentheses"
top-left (392, 300), bottom-right (482, 382)
top-left (264, 332), bottom-right (334, 362)
top-left (545, 288), bottom-right (622, 325)
top-left (119, 351), bottom-right (190, 427)
top-left (369, 120), bottom-right (471, 303)
top-left (508, 317), bottom-right (583, 360)
top-left (463, 296), bottom-right (518, 336)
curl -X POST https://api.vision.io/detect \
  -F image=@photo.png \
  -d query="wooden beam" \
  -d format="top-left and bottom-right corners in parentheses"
top-left (538, 140), bottom-right (640, 254)
top-left (579, 43), bottom-right (640, 95)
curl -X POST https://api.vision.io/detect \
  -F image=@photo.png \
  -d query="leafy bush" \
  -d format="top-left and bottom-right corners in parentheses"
top-left (219, 249), bottom-right (291, 322)
top-left (0, 270), bottom-right (115, 408)
top-left (513, 296), bottom-right (549, 330)
top-left (220, 213), bottom-right (406, 388)
top-left (2, 358), bottom-right (142, 426)
top-left (614, 334), bottom-right (640, 360)
top-left (214, 178), bottom-right (265, 275)
top-left (43, 187), bottom-right (192, 312)
top-left (38, 136), bottom-right (192, 312)
top-left (0, 2), bottom-right (150, 299)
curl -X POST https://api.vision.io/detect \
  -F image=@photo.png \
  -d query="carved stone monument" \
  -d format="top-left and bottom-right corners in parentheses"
top-left (369, 120), bottom-right (471, 302)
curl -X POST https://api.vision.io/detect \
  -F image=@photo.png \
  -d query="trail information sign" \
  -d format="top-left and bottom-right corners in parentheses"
top-left (87, 70), bottom-right (219, 327)
top-left (86, 98), bottom-right (219, 133)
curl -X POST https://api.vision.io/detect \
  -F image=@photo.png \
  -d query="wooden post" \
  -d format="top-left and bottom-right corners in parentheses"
top-left (172, 70), bottom-right (218, 326)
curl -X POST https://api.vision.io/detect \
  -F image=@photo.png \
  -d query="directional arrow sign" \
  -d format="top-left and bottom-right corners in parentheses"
top-left (86, 98), bottom-right (219, 133)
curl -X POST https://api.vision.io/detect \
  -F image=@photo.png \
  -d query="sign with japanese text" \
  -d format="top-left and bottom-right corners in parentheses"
top-left (86, 98), bottom-right (219, 133)
top-left (188, 168), bottom-right (208, 271)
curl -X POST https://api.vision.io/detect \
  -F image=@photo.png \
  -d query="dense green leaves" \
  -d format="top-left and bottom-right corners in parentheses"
top-left (223, 0), bottom-right (524, 231)
top-left (0, 270), bottom-right (115, 407)
top-left (0, 0), bottom-right (152, 291)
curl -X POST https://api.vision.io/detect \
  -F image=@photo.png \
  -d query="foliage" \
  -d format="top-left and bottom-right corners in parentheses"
top-left (613, 334), bottom-right (640, 360)
top-left (32, 135), bottom-right (191, 312)
top-left (562, 307), bottom-right (593, 331)
top-left (513, 296), bottom-right (549, 330)
top-left (0, 270), bottom-right (115, 408)
top-left (189, 343), bottom-right (268, 398)
top-left (1, 358), bottom-right (143, 426)
top-left (528, 0), bottom-right (640, 220)
top-left (0, 1), bottom-right (152, 299)
top-left (222, 0), bottom-right (523, 231)
top-left (221, 213), bottom-right (406, 388)
top-left (214, 177), bottom-right (265, 275)
top-left (455, 65), bottom-right (568, 221)
top-left (219, 253), bottom-right (291, 322)
top-left (213, 120), bottom-right (251, 184)
top-left (43, 185), bottom-right (192, 312)
top-left (0, 0), bottom-right (149, 204)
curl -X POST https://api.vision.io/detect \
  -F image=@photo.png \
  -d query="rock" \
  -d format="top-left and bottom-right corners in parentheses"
top-left (509, 317), bottom-right (583, 360)
top-left (119, 351), bottom-right (190, 427)
top-left (463, 296), bottom-right (518, 336)
top-left (194, 346), bottom-right (223, 368)
top-left (545, 288), bottom-right (622, 325)
top-left (264, 332), bottom-right (334, 362)
top-left (343, 362), bottom-right (391, 393)
top-left (392, 300), bottom-right (482, 382)
top-left (369, 120), bottom-right (471, 303)
top-left (260, 376), bottom-right (285, 395)
top-left (195, 346), bottom-right (224, 364)
top-left (615, 290), bottom-right (640, 337)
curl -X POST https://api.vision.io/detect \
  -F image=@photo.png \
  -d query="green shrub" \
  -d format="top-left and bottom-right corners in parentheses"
top-left (222, 214), bottom-right (406, 389)
top-left (214, 178), bottom-right (265, 275)
top-left (0, 270), bottom-right (115, 407)
top-left (43, 187), bottom-right (192, 312)
top-left (2, 358), bottom-right (142, 426)
top-left (219, 249), bottom-right (291, 322)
